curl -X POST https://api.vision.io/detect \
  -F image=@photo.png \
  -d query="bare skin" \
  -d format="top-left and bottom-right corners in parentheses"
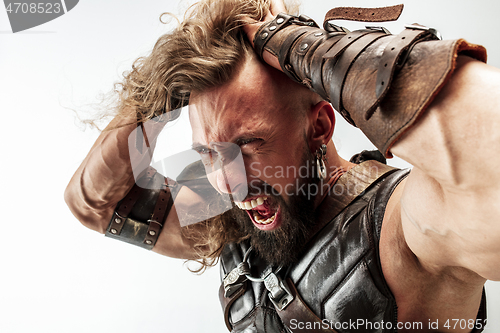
top-left (64, 113), bottom-right (204, 259)
top-left (241, 1), bottom-right (500, 331)
top-left (189, 58), bottom-right (353, 232)
top-left (65, 2), bottom-right (500, 332)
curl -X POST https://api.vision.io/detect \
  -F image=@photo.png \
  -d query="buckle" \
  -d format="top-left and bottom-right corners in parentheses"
top-left (366, 26), bottom-right (391, 34)
top-left (291, 14), bottom-right (319, 27)
top-left (146, 219), bottom-right (162, 226)
top-left (405, 24), bottom-right (442, 40)
top-left (323, 21), bottom-right (350, 33)
top-left (223, 262), bottom-right (250, 298)
top-left (264, 273), bottom-right (294, 311)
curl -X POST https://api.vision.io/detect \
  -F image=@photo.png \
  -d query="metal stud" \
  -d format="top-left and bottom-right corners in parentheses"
top-left (314, 32), bottom-right (323, 37)
top-left (149, 230), bottom-right (156, 236)
top-left (110, 228), bottom-right (117, 234)
top-left (269, 26), bottom-right (277, 31)
top-left (114, 217), bottom-right (122, 224)
top-left (300, 43), bottom-right (309, 51)
top-left (276, 18), bottom-right (284, 24)
top-left (261, 32), bottom-right (269, 39)
top-left (145, 240), bottom-right (153, 245)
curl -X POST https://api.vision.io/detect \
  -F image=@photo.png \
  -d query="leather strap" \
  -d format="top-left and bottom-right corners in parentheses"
top-left (365, 26), bottom-right (439, 120)
top-left (254, 13), bottom-right (296, 59)
top-left (329, 32), bottom-right (387, 117)
top-left (219, 281), bottom-right (248, 331)
top-left (312, 160), bottom-right (397, 237)
top-left (106, 167), bottom-right (177, 250)
top-left (219, 242), bottom-right (250, 331)
top-left (279, 27), bottom-right (313, 82)
top-left (273, 161), bottom-right (397, 333)
top-left (218, 161), bottom-right (397, 331)
top-left (309, 33), bottom-right (344, 100)
top-left (329, 161), bottom-right (395, 211)
top-left (278, 279), bottom-right (338, 333)
top-left (254, 13), bottom-right (318, 59)
top-left (292, 30), bottom-right (327, 85)
top-left (294, 30), bottom-right (327, 57)
top-left (143, 177), bottom-right (175, 247)
top-left (117, 167), bottom-right (156, 217)
top-left (108, 167), bottom-right (157, 236)
top-left (323, 29), bottom-right (372, 60)
top-left (322, 29), bottom-right (388, 125)
top-left (324, 4), bottom-right (404, 23)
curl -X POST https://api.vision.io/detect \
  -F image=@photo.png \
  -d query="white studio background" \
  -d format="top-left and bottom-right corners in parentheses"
top-left (0, 1), bottom-right (498, 332)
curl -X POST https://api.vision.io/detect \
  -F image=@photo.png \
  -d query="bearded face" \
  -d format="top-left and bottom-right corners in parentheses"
top-left (229, 145), bottom-right (320, 266)
top-left (188, 54), bottom-right (334, 267)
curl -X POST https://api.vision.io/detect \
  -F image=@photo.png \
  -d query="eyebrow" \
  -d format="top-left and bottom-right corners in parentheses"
top-left (191, 142), bottom-right (210, 151)
top-left (192, 134), bottom-right (260, 149)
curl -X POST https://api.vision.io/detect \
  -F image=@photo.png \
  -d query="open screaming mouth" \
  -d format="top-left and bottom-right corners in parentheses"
top-left (235, 196), bottom-right (280, 229)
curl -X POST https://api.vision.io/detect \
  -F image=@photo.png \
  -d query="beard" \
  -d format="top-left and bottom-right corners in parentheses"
top-left (230, 148), bottom-right (320, 266)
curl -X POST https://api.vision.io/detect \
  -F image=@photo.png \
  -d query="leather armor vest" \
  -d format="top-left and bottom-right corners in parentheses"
top-left (219, 161), bottom-right (407, 333)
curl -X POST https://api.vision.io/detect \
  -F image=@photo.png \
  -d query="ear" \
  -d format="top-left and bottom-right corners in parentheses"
top-left (307, 101), bottom-right (335, 152)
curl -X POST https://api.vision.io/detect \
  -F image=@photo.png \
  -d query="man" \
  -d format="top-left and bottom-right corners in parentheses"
top-left (65, 0), bottom-right (500, 331)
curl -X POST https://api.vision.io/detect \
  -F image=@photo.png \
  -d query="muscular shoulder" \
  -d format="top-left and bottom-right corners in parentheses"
top-left (379, 176), bottom-right (486, 328)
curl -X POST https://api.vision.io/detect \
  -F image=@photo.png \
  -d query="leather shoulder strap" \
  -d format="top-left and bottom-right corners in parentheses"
top-left (273, 161), bottom-right (398, 332)
top-left (314, 160), bottom-right (397, 233)
top-left (218, 282), bottom-right (248, 331)
top-left (218, 160), bottom-right (398, 332)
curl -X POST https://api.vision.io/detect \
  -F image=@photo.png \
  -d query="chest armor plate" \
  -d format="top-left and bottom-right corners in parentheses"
top-left (219, 163), bottom-right (409, 333)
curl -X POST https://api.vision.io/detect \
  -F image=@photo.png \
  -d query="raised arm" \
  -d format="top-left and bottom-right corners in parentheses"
top-left (390, 57), bottom-right (500, 281)
top-left (64, 111), bottom-right (205, 260)
top-left (243, 3), bottom-right (500, 280)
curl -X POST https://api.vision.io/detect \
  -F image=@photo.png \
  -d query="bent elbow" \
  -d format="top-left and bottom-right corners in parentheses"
top-left (64, 181), bottom-right (109, 234)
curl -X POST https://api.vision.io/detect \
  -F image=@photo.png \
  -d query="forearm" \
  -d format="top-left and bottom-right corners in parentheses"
top-left (65, 112), bottom-right (215, 260)
top-left (249, 12), bottom-right (487, 157)
top-left (65, 111), bottom-right (166, 232)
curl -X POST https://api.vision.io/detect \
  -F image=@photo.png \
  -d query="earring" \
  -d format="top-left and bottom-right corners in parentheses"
top-left (315, 144), bottom-right (327, 179)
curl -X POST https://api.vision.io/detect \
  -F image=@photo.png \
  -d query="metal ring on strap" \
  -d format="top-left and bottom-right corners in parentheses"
top-left (240, 247), bottom-right (284, 282)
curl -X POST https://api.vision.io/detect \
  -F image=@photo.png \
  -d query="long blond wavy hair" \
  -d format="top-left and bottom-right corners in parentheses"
top-left (115, 0), bottom-right (299, 272)
top-left (117, 0), bottom-right (299, 121)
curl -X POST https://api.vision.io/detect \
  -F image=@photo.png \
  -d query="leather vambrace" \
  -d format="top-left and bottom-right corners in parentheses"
top-left (105, 166), bottom-right (177, 250)
top-left (253, 5), bottom-right (487, 157)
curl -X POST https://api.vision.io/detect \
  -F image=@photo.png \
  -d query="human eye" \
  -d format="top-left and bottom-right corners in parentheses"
top-left (237, 138), bottom-right (262, 147)
top-left (193, 145), bottom-right (220, 168)
top-left (194, 146), bottom-right (211, 155)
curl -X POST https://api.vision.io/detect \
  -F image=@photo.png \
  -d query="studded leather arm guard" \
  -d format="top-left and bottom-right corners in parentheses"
top-left (253, 5), bottom-right (487, 157)
top-left (105, 167), bottom-right (177, 250)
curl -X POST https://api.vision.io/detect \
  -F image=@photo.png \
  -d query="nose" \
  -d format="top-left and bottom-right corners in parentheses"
top-left (209, 155), bottom-right (247, 202)
top-left (216, 160), bottom-right (246, 193)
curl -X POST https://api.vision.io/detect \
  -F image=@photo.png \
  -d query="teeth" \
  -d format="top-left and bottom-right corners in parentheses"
top-left (252, 211), bottom-right (276, 225)
top-left (235, 196), bottom-right (268, 211)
